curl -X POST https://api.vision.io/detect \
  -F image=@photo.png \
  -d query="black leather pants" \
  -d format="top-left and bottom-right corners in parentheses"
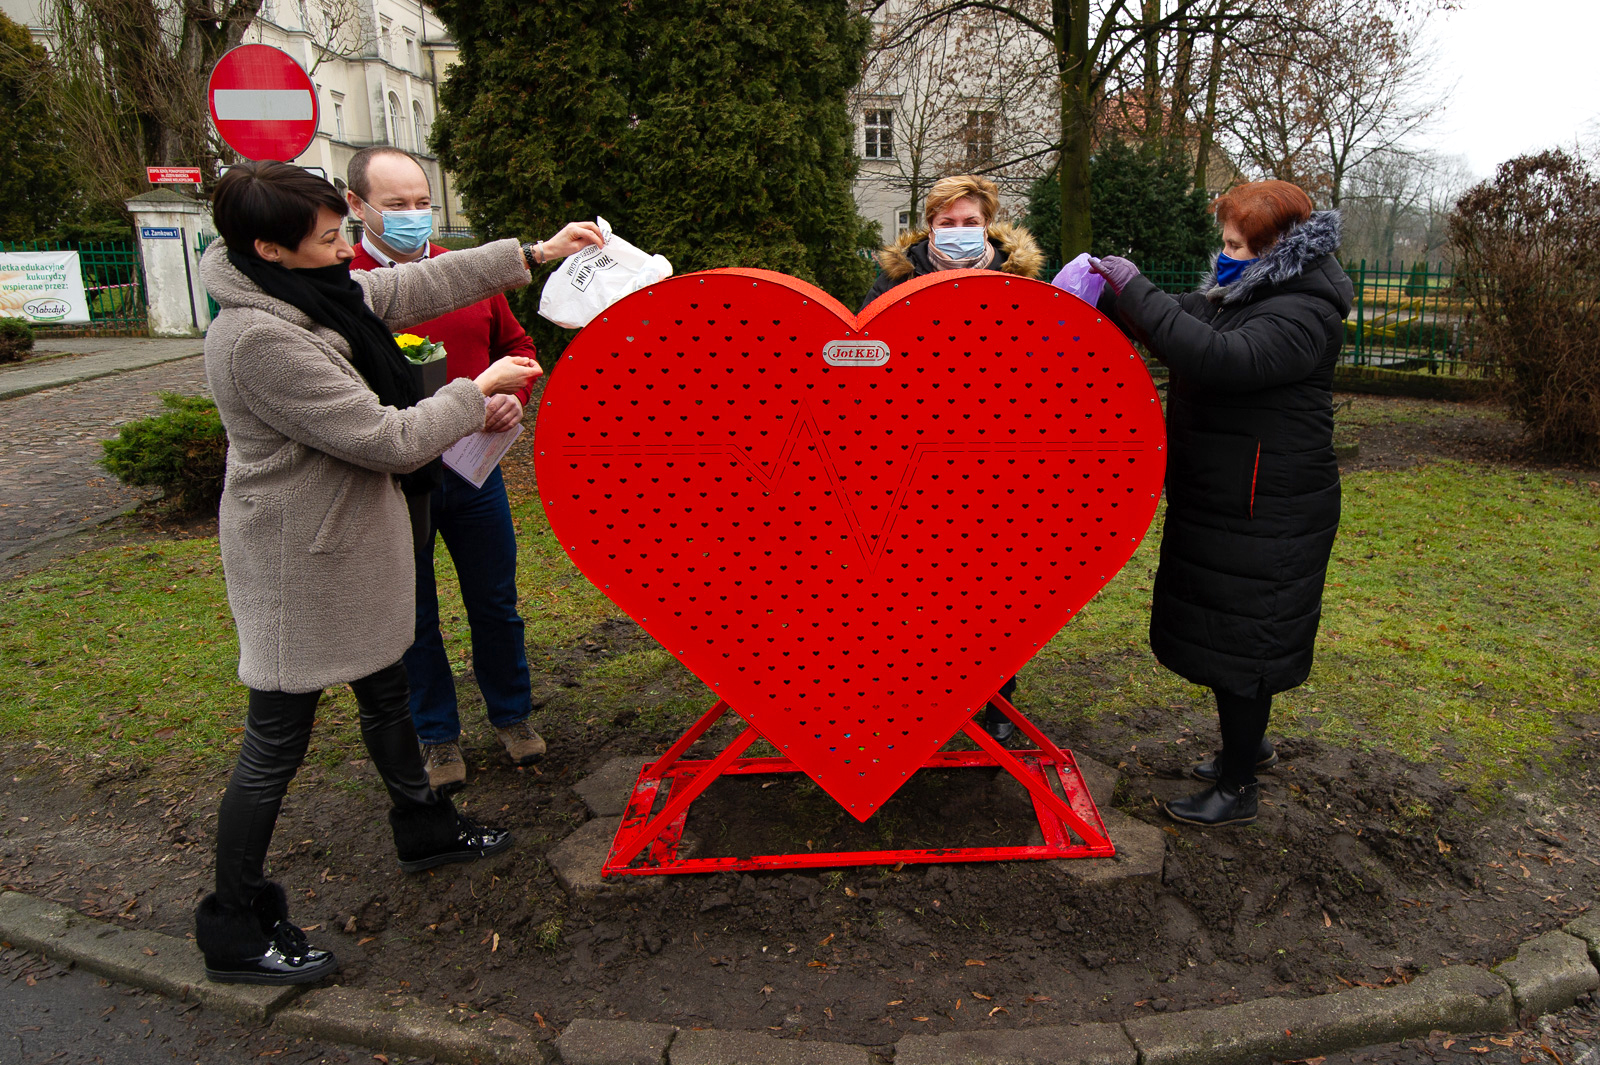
top-left (212, 661), bottom-right (454, 910)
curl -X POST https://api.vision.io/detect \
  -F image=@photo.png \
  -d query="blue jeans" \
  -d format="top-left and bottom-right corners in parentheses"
top-left (404, 466), bottom-right (532, 745)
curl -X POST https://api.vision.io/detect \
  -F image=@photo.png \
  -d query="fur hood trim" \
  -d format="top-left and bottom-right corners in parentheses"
top-left (877, 222), bottom-right (1044, 282)
top-left (1201, 210), bottom-right (1342, 305)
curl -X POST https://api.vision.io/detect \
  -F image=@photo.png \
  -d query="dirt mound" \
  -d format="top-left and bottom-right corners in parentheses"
top-left (3, 699), bottom-right (1595, 1046)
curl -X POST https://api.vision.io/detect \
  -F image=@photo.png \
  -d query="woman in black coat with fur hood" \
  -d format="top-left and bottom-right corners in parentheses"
top-left (1089, 181), bottom-right (1353, 827)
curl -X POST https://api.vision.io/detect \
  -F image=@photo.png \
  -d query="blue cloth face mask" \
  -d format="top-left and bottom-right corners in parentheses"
top-left (931, 225), bottom-right (988, 262)
top-left (1215, 251), bottom-right (1256, 287)
top-left (368, 202), bottom-right (433, 254)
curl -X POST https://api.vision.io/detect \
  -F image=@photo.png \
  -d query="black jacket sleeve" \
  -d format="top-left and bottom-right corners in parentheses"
top-left (858, 269), bottom-right (899, 313)
top-left (1109, 275), bottom-right (1325, 392)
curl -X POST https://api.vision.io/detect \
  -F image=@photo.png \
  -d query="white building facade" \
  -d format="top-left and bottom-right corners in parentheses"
top-left (244, 0), bottom-right (468, 230)
top-left (4, 0), bottom-right (1060, 247)
top-left (848, 1), bottom-right (1058, 244)
top-left (1, 0), bottom-right (470, 230)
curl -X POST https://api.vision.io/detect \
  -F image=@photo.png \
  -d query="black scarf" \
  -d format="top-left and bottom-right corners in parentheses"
top-left (227, 250), bottom-right (441, 496)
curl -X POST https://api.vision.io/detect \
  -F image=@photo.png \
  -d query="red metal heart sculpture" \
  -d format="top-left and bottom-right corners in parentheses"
top-left (536, 268), bottom-right (1165, 819)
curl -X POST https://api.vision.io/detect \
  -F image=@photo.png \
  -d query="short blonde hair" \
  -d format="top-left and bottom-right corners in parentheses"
top-left (923, 174), bottom-right (1000, 229)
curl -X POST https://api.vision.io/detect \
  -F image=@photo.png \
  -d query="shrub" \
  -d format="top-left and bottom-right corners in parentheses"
top-left (100, 393), bottom-right (227, 515)
top-left (1449, 150), bottom-right (1600, 463)
top-left (0, 316), bottom-right (33, 362)
top-left (1344, 317), bottom-right (1458, 353)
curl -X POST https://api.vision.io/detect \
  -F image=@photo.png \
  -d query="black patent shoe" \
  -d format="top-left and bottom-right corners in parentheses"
top-left (1164, 781), bottom-right (1259, 827)
top-left (1192, 739), bottom-right (1278, 782)
top-left (205, 921), bottom-right (337, 985)
top-left (399, 814), bottom-right (513, 873)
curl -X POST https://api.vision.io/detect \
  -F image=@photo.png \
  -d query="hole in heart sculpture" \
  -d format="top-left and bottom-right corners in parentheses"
top-left (536, 268), bottom-right (1166, 820)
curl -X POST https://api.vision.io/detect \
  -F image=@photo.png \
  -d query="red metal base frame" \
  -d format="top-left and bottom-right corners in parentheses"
top-left (601, 697), bottom-right (1115, 877)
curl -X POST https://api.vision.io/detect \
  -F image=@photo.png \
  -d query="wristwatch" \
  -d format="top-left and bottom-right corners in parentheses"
top-left (521, 241), bottom-right (545, 270)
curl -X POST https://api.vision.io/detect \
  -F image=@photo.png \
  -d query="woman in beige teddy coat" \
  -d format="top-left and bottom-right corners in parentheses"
top-left (195, 160), bottom-right (599, 986)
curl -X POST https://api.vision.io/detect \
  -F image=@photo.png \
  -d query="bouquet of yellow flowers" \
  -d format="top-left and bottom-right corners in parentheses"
top-left (394, 333), bottom-right (446, 365)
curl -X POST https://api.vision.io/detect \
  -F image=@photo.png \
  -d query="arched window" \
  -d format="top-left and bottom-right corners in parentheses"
top-left (387, 92), bottom-right (405, 148)
top-left (412, 101), bottom-right (429, 154)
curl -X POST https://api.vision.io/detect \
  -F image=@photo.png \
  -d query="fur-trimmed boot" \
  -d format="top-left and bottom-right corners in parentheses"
top-left (195, 882), bottom-right (337, 985)
top-left (390, 805), bottom-right (513, 874)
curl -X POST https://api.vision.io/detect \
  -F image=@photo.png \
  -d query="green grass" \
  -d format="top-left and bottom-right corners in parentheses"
top-left (2, 462), bottom-right (1594, 789)
top-left (0, 496), bottom-right (615, 769)
top-left (1023, 463), bottom-right (1598, 785)
top-left (1336, 398), bottom-right (1505, 431)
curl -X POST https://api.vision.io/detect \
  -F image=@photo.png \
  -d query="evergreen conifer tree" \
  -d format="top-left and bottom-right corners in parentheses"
top-left (1025, 141), bottom-right (1217, 267)
top-left (432, 0), bottom-right (877, 342)
top-left (0, 13), bottom-right (80, 240)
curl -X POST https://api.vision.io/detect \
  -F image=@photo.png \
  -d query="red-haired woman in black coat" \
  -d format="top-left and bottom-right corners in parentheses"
top-left (1089, 181), bottom-right (1353, 827)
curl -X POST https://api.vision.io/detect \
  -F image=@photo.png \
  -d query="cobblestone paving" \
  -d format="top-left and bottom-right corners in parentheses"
top-left (0, 356), bottom-right (210, 558)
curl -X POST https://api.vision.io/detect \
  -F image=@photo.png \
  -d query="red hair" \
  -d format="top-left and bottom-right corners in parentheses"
top-left (1210, 180), bottom-right (1314, 252)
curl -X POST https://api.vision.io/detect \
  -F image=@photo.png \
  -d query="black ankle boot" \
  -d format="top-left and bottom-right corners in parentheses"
top-left (1164, 781), bottom-right (1259, 826)
top-left (394, 810), bottom-right (513, 873)
top-left (1192, 739), bottom-right (1278, 782)
top-left (982, 705), bottom-right (1016, 743)
top-left (196, 883), bottom-right (337, 985)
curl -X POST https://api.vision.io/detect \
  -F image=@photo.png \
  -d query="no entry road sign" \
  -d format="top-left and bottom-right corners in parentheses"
top-left (207, 44), bottom-right (319, 162)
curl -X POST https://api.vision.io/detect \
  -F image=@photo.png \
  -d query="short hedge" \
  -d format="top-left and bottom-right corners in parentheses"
top-left (0, 317), bottom-right (34, 363)
top-left (99, 393), bottom-right (227, 515)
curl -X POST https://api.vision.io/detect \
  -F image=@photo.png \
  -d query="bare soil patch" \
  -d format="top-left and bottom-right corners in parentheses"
top-left (2, 672), bottom-right (1596, 1045)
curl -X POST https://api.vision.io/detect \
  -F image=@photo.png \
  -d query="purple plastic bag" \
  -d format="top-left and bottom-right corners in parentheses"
top-left (1050, 252), bottom-right (1105, 306)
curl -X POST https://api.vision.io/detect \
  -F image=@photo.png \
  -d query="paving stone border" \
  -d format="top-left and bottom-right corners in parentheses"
top-left (1, 888), bottom-right (1595, 1065)
top-left (0, 340), bottom-right (204, 400)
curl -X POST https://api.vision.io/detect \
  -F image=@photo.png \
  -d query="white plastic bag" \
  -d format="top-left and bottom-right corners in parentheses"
top-left (537, 216), bottom-right (673, 329)
top-left (1050, 252), bottom-right (1106, 306)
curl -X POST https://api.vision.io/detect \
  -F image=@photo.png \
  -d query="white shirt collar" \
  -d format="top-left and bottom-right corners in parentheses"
top-left (360, 232), bottom-right (430, 267)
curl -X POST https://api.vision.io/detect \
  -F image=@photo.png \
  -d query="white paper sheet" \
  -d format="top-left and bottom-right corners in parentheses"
top-left (442, 423), bottom-right (523, 489)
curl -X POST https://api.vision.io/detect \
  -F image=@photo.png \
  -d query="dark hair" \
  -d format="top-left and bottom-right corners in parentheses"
top-left (212, 161), bottom-right (347, 258)
top-left (1210, 180), bottom-right (1314, 253)
top-left (346, 146), bottom-right (425, 201)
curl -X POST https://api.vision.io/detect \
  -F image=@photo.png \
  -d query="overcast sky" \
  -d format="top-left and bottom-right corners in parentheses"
top-left (1423, 0), bottom-right (1600, 178)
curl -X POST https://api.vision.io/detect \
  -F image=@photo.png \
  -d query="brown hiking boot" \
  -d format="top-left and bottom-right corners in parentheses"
top-left (493, 721), bottom-right (547, 767)
top-left (420, 741), bottom-right (467, 795)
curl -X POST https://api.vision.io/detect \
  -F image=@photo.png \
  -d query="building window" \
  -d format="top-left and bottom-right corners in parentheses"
top-left (898, 210), bottom-right (912, 236)
top-left (964, 110), bottom-right (997, 168)
top-left (387, 91), bottom-right (405, 148)
top-left (332, 93), bottom-right (345, 137)
top-left (320, 1), bottom-right (336, 34)
top-left (405, 35), bottom-right (417, 71)
top-left (380, 16), bottom-right (393, 61)
top-left (864, 109), bottom-right (894, 159)
top-left (412, 101), bottom-right (429, 153)
top-left (296, 0), bottom-right (309, 27)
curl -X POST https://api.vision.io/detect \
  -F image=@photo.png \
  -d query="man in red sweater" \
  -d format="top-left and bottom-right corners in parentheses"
top-left (346, 147), bottom-right (544, 794)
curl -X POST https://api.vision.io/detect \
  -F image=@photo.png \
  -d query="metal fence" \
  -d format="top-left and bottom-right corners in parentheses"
top-left (1049, 258), bottom-right (1489, 378)
top-left (1343, 260), bottom-right (1484, 376)
top-left (0, 239), bottom-right (147, 332)
top-left (196, 232), bottom-right (220, 321)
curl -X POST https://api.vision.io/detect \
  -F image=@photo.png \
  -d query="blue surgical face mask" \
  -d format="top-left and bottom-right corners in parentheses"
top-left (367, 200), bottom-right (433, 254)
top-left (1215, 251), bottom-right (1256, 287)
top-left (931, 225), bottom-right (988, 262)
